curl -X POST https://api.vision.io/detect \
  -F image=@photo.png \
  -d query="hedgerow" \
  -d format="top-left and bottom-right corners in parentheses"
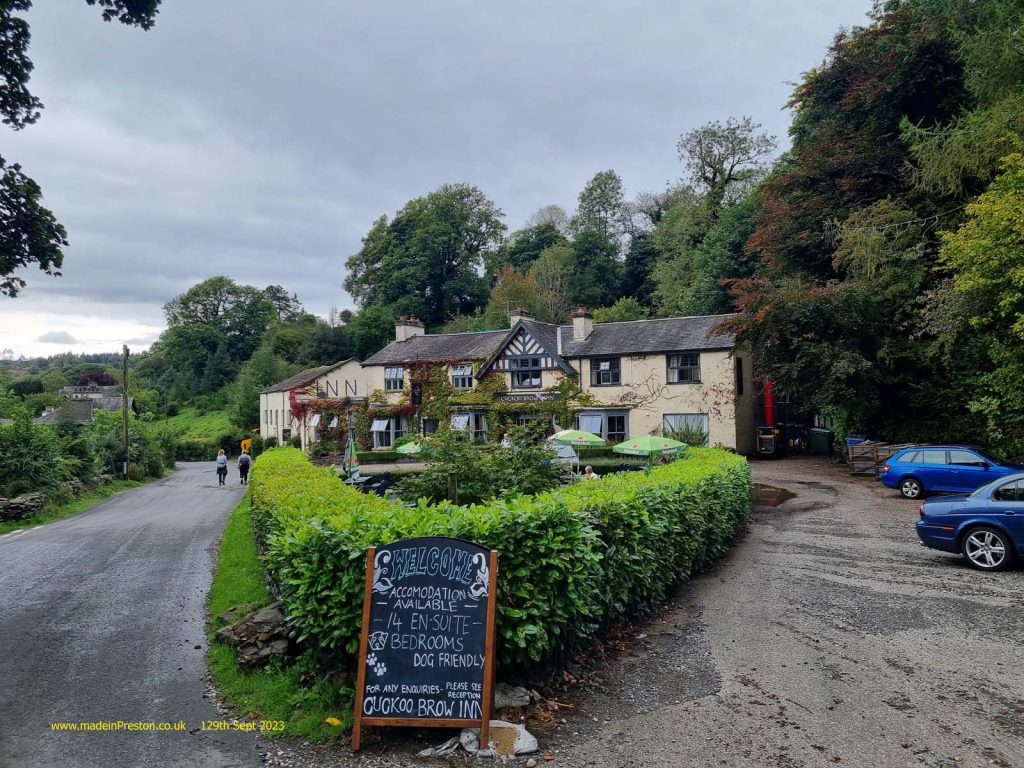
top-left (249, 446), bottom-right (750, 674)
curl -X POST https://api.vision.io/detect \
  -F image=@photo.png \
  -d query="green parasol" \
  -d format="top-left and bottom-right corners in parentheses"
top-left (611, 435), bottom-right (689, 458)
top-left (395, 441), bottom-right (422, 455)
top-left (548, 429), bottom-right (606, 446)
top-left (344, 437), bottom-right (361, 481)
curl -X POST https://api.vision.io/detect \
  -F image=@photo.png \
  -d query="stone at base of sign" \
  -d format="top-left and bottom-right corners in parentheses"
top-left (416, 737), bottom-right (460, 758)
top-left (460, 720), bottom-right (538, 757)
top-left (494, 682), bottom-right (531, 709)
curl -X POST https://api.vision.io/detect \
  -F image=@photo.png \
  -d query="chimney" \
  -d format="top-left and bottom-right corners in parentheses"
top-left (395, 315), bottom-right (425, 342)
top-left (572, 307), bottom-right (593, 341)
top-left (509, 306), bottom-right (532, 327)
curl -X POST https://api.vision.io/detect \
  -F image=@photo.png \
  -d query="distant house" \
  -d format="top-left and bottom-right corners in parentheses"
top-left (34, 394), bottom-right (136, 426)
top-left (258, 359), bottom-right (364, 450)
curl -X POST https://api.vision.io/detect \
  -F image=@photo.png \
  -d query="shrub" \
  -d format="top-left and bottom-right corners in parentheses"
top-left (250, 446), bottom-right (750, 675)
top-left (0, 409), bottom-right (73, 498)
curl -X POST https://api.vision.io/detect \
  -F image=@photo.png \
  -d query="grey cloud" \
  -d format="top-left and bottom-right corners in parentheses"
top-left (37, 331), bottom-right (79, 344)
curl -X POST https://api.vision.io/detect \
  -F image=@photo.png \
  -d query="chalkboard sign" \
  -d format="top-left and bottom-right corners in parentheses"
top-left (352, 536), bottom-right (498, 751)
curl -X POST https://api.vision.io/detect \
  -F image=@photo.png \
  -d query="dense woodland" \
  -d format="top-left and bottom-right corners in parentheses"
top-left (4, 0), bottom-right (1024, 460)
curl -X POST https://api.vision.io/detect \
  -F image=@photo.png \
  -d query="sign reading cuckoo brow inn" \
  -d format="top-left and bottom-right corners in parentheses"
top-left (352, 536), bottom-right (499, 751)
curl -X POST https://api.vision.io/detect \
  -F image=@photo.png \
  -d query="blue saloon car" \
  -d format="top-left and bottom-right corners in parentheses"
top-left (916, 472), bottom-right (1024, 571)
top-left (881, 445), bottom-right (1021, 499)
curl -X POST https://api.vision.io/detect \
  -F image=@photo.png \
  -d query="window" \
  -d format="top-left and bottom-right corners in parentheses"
top-left (371, 416), bottom-right (406, 449)
top-left (663, 413), bottom-right (709, 445)
top-left (473, 413), bottom-right (488, 443)
top-left (920, 450), bottom-right (947, 464)
top-left (451, 363), bottom-right (474, 390)
top-left (515, 412), bottom-right (540, 425)
top-left (309, 413), bottom-right (321, 427)
top-left (450, 413), bottom-right (471, 431)
top-left (735, 358), bottom-right (744, 396)
top-left (607, 414), bottom-right (626, 442)
top-left (590, 357), bottom-right (621, 386)
top-left (510, 356), bottom-right (542, 388)
top-left (900, 450), bottom-right (921, 463)
top-left (667, 353), bottom-right (700, 384)
top-left (423, 418), bottom-right (438, 435)
top-left (949, 449), bottom-right (986, 466)
top-left (994, 481), bottom-right (1023, 502)
top-left (384, 367), bottom-right (404, 392)
top-left (574, 411), bottom-right (629, 442)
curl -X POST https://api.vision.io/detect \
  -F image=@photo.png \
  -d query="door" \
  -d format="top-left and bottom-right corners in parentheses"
top-left (917, 449), bottom-right (951, 491)
top-left (990, 479), bottom-right (1024, 549)
top-left (947, 449), bottom-right (992, 492)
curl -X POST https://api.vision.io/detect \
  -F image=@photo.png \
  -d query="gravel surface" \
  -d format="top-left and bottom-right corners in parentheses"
top-left (0, 463), bottom-right (264, 768)
top-left (262, 457), bottom-right (1024, 768)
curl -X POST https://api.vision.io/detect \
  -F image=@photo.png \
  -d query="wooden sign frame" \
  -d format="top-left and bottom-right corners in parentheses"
top-left (352, 542), bottom-right (499, 752)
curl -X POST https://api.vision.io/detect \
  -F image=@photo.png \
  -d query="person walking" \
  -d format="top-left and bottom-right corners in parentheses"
top-left (215, 449), bottom-right (228, 486)
top-left (237, 449), bottom-right (253, 485)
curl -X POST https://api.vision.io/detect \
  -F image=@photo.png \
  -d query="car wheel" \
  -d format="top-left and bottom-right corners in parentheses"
top-left (899, 477), bottom-right (923, 499)
top-left (960, 526), bottom-right (1015, 572)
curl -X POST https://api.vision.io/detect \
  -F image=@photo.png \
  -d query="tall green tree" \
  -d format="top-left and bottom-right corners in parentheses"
top-left (230, 346), bottom-right (294, 429)
top-left (344, 183), bottom-right (506, 327)
top-left (571, 170), bottom-right (626, 247)
top-left (485, 221), bottom-right (565, 279)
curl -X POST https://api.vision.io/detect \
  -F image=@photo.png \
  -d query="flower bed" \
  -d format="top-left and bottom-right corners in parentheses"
top-left (249, 446), bottom-right (751, 673)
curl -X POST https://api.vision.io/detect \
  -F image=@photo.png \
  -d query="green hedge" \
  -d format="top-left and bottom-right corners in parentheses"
top-left (250, 446), bottom-right (750, 674)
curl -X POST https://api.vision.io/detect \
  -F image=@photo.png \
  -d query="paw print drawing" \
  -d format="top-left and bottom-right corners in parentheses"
top-left (366, 653), bottom-right (387, 678)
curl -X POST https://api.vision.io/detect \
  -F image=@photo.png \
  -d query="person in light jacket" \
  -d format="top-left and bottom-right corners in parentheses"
top-left (215, 449), bottom-right (228, 486)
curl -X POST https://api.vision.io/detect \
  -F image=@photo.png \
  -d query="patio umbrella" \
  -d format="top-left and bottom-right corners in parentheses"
top-left (548, 429), bottom-right (605, 472)
top-left (395, 441), bottom-right (422, 455)
top-left (344, 437), bottom-right (361, 481)
top-left (612, 435), bottom-right (689, 465)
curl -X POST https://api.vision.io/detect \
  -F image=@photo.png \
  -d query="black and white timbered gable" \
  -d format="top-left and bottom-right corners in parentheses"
top-left (476, 321), bottom-right (575, 381)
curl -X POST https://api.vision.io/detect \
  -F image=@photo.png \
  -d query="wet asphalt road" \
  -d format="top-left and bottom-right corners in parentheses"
top-left (0, 463), bottom-right (261, 768)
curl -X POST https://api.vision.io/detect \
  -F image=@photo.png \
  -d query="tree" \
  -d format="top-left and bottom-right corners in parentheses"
top-left (677, 117), bottom-right (776, 212)
top-left (593, 297), bottom-right (649, 323)
top-left (0, 0), bottom-right (160, 296)
top-left (525, 204), bottom-right (570, 235)
top-left (481, 267), bottom-right (537, 327)
top-left (565, 229), bottom-right (621, 309)
top-left (529, 244), bottom-right (574, 324)
top-left (163, 276), bottom-right (276, 363)
top-left (263, 285), bottom-right (303, 322)
top-left (620, 233), bottom-right (660, 308)
top-left (941, 153), bottom-right (1024, 450)
top-left (571, 170), bottom-right (626, 246)
top-left (230, 346), bottom-right (293, 429)
top-left (485, 221), bottom-right (565, 279)
top-left (347, 303), bottom-right (397, 361)
top-left (344, 183), bottom-right (506, 327)
top-left (201, 342), bottom-right (235, 393)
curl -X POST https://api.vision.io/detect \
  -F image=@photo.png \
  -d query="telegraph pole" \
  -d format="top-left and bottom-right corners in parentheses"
top-left (122, 344), bottom-right (130, 478)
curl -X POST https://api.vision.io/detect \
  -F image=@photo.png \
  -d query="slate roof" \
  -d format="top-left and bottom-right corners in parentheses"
top-left (34, 400), bottom-right (97, 425)
top-left (261, 364), bottom-right (335, 394)
top-left (560, 314), bottom-right (737, 357)
top-left (361, 330), bottom-right (508, 366)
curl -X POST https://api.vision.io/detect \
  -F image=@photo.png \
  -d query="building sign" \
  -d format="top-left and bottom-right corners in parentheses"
top-left (494, 391), bottom-right (558, 403)
top-left (352, 537), bottom-right (499, 751)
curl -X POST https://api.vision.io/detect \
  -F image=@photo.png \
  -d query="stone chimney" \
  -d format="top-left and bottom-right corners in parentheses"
top-left (572, 307), bottom-right (593, 341)
top-left (395, 315), bottom-right (425, 342)
top-left (509, 306), bottom-right (532, 327)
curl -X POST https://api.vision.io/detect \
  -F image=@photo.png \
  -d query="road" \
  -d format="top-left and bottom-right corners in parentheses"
top-left (0, 463), bottom-right (261, 768)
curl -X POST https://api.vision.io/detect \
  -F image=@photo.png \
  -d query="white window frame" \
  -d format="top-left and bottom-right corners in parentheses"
top-left (509, 356), bottom-right (542, 389)
top-left (451, 363), bottom-right (474, 390)
top-left (473, 412), bottom-right (488, 443)
top-left (663, 413), bottom-right (709, 444)
top-left (450, 413), bottom-right (471, 431)
top-left (667, 353), bottom-right (701, 384)
top-left (384, 366), bottom-right (405, 392)
top-left (575, 410), bottom-right (629, 442)
top-left (372, 416), bottom-right (406, 449)
top-left (590, 357), bottom-right (621, 386)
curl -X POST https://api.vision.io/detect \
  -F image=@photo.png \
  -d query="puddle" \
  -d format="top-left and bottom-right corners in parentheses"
top-left (752, 483), bottom-right (796, 507)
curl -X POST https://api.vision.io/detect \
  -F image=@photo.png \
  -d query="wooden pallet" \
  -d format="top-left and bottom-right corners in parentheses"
top-left (848, 441), bottom-right (914, 477)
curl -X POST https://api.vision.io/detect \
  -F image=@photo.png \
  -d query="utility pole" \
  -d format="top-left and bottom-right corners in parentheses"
top-left (122, 344), bottom-right (130, 478)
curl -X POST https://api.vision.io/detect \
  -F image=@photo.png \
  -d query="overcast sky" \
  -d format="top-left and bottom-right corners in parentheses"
top-left (0, 0), bottom-right (872, 359)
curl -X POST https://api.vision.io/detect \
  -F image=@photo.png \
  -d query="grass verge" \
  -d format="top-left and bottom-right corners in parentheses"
top-left (0, 478), bottom-right (146, 535)
top-left (207, 493), bottom-right (352, 741)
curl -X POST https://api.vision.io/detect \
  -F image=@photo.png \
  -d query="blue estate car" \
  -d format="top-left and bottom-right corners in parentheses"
top-left (881, 445), bottom-right (1021, 499)
top-left (916, 472), bottom-right (1024, 571)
